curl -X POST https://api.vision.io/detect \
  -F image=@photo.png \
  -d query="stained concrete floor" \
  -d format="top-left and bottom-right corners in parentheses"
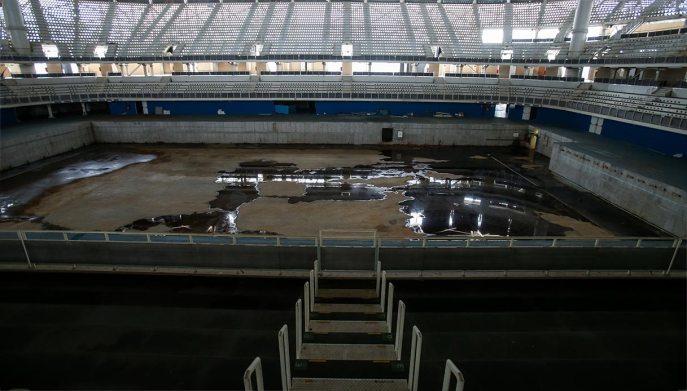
top-left (0, 144), bottom-right (666, 237)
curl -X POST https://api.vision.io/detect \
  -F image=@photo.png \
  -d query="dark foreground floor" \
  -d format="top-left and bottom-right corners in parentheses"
top-left (0, 272), bottom-right (684, 391)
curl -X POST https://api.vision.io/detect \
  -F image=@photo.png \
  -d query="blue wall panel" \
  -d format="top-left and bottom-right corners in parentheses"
top-left (532, 106), bottom-right (687, 155)
top-left (315, 101), bottom-right (495, 117)
top-left (507, 105), bottom-right (524, 121)
top-left (532, 107), bottom-right (590, 132)
top-left (601, 119), bottom-right (687, 156)
top-left (145, 101), bottom-right (275, 116)
top-left (109, 101), bottom-right (138, 116)
top-left (1, 108), bottom-right (17, 127)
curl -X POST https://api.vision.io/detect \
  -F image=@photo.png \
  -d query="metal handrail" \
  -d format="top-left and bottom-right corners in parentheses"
top-left (295, 299), bottom-right (302, 360)
top-left (243, 357), bottom-right (265, 391)
top-left (303, 282), bottom-right (310, 333)
top-left (313, 260), bottom-right (320, 296)
top-left (408, 326), bottom-right (423, 391)
top-left (386, 282), bottom-right (395, 333)
top-left (441, 359), bottom-right (465, 391)
top-left (395, 300), bottom-right (406, 360)
top-left (1, 230), bottom-right (680, 249)
top-left (278, 325), bottom-right (291, 391)
top-left (380, 271), bottom-right (387, 309)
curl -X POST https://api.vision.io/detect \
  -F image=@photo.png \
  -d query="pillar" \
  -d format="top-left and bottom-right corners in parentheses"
top-left (2, 0), bottom-right (30, 55)
top-left (47, 104), bottom-right (54, 119)
top-left (569, 0), bottom-right (593, 57)
top-left (255, 62), bottom-right (266, 75)
top-left (100, 64), bottom-right (114, 76)
top-left (342, 61), bottom-right (352, 76)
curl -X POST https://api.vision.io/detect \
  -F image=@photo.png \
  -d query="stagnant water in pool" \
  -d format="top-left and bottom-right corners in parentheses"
top-left (0, 146), bottom-right (595, 236)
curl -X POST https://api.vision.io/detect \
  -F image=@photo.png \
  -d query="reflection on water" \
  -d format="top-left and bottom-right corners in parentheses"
top-left (400, 169), bottom-right (564, 236)
top-left (289, 184), bottom-right (386, 203)
top-left (208, 155), bottom-right (578, 236)
top-left (118, 210), bottom-right (238, 233)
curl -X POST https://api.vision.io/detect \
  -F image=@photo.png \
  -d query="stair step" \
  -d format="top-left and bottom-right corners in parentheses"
top-left (311, 311), bottom-right (385, 321)
top-left (318, 278), bottom-right (377, 289)
top-left (301, 343), bottom-right (397, 361)
top-left (310, 320), bottom-right (388, 334)
top-left (291, 378), bottom-right (408, 391)
top-left (313, 303), bottom-right (383, 314)
top-left (316, 296), bottom-right (381, 305)
top-left (305, 332), bottom-right (393, 345)
top-left (294, 360), bottom-right (406, 380)
top-left (317, 288), bottom-right (378, 299)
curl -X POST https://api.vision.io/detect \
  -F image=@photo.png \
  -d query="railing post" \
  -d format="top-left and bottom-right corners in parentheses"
top-left (278, 325), bottom-right (291, 391)
top-left (295, 299), bottom-right (302, 360)
top-left (386, 282), bottom-right (394, 333)
top-left (19, 231), bottom-right (32, 268)
top-left (374, 236), bottom-right (380, 264)
top-left (395, 300), bottom-right (406, 360)
top-left (441, 359), bottom-right (465, 391)
top-left (375, 261), bottom-right (382, 297)
top-left (313, 260), bottom-right (319, 296)
top-left (243, 357), bottom-right (265, 391)
top-left (309, 270), bottom-right (315, 306)
top-left (408, 326), bottom-right (422, 391)
top-left (380, 271), bottom-right (387, 309)
top-left (304, 282), bottom-right (310, 332)
top-left (666, 238), bottom-right (683, 275)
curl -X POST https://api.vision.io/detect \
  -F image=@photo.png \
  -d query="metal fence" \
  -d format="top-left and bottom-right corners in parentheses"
top-left (0, 230), bottom-right (682, 248)
top-left (1, 230), bottom-right (683, 275)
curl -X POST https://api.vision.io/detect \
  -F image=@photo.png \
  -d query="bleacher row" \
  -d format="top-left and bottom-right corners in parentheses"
top-left (7, 72), bottom-right (97, 78)
top-left (171, 71), bottom-right (250, 75)
top-left (591, 78), bottom-right (685, 87)
top-left (510, 75), bottom-right (583, 82)
top-left (2, 78), bottom-right (686, 129)
top-left (1, 0), bottom-right (685, 60)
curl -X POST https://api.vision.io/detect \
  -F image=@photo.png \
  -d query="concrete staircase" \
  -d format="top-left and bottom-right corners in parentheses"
top-left (292, 262), bottom-right (410, 390)
top-left (244, 261), bottom-right (465, 391)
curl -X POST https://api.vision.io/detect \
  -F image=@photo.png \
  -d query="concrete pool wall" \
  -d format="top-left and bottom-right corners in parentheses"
top-left (1, 118), bottom-right (527, 170)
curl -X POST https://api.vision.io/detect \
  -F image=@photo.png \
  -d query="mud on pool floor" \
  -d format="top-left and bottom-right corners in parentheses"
top-left (0, 144), bottom-right (623, 237)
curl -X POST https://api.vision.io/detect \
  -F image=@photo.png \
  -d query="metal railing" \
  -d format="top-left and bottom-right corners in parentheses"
top-left (243, 357), bottom-right (265, 391)
top-left (442, 359), bottom-right (465, 391)
top-left (408, 326), bottom-right (423, 391)
top-left (278, 324), bottom-right (292, 391)
top-left (395, 300), bottom-right (406, 360)
top-left (295, 299), bottom-right (303, 360)
top-left (2, 230), bottom-right (683, 275)
top-left (2, 78), bottom-right (687, 131)
top-left (1, 230), bottom-right (680, 249)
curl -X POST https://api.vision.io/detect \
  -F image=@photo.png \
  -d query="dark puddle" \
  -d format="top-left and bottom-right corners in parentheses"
top-left (118, 210), bottom-right (238, 233)
top-left (401, 189), bottom-right (570, 236)
top-left (210, 185), bottom-right (260, 210)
